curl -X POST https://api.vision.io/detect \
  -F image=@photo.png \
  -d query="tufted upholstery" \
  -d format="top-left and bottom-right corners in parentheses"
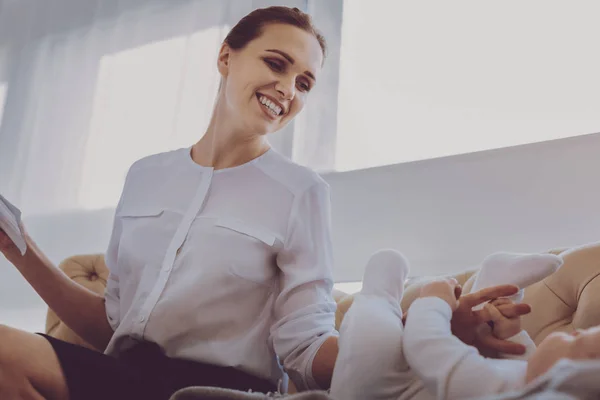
top-left (45, 254), bottom-right (109, 350)
top-left (520, 243), bottom-right (600, 344)
top-left (45, 242), bottom-right (600, 391)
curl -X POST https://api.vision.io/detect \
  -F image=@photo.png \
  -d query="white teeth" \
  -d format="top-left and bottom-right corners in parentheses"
top-left (258, 95), bottom-right (283, 116)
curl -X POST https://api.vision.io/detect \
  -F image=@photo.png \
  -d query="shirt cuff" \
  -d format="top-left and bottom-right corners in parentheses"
top-left (302, 330), bottom-right (339, 390)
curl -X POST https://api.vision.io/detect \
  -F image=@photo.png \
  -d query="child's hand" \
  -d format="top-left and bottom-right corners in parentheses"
top-left (419, 278), bottom-right (461, 311)
top-left (484, 298), bottom-right (522, 340)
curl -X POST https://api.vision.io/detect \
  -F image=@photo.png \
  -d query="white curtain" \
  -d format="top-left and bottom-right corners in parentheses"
top-left (0, 0), bottom-right (328, 330)
top-left (0, 0), bottom-right (316, 214)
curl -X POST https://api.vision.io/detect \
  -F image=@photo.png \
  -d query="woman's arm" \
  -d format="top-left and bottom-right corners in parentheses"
top-left (1, 182), bottom-right (129, 351)
top-left (311, 335), bottom-right (338, 389)
top-left (2, 233), bottom-right (114, 350)
top-left (271, 179), bottom-right (339, 392)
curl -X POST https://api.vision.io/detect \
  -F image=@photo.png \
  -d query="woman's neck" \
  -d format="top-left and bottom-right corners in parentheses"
top-left (191, 102), bottom-right (270, 170)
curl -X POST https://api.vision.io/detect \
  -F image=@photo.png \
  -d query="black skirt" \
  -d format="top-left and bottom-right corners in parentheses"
top-left (39, 334), bottom-right (277, 400)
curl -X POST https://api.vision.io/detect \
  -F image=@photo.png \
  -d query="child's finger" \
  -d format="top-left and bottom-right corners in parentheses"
top-left (454, 284), bottom-right (462, 300)
top-left (484, 303), bottom-right (505, 323)
top-left (490, 298), bottom-right (511, 306)
top-left (462, 285), bottom-right (519, 309)
top-left (473, 307), bottom-right (492, 324)
top-left (496, 303), bottom-right (531, 318)
top-left (445, 277), bottom-right (459, 289)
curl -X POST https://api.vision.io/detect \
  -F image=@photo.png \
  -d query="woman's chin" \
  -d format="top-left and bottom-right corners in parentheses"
top-left (247, 118), bottom-right (280, 136)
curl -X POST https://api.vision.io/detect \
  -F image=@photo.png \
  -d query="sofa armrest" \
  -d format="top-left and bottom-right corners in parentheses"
top-left (522, 242), bottom-right (600, 344)
top-left (45, 254), bottom-right (108, 350)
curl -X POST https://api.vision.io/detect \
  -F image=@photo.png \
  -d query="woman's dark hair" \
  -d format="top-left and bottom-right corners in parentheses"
top-left (224, 6), bottom-right (327, 60)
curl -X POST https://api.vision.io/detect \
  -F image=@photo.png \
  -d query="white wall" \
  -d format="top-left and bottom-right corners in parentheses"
top-left (325, 132), bottom-right (600, 282)
top-left (335, 0), bottom-right (600, 172)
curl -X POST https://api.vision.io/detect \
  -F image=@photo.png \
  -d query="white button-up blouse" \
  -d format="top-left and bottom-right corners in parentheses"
top-left (103, 147), bottom-right (338, 391)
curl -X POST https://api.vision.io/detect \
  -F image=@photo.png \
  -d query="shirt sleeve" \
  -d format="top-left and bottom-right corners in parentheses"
top-left (103, 176), bottom-right (128, 332)
top-left (270, 180), bottom-right (338, 391)
top-left (403, 297), bottom-right (526, 399)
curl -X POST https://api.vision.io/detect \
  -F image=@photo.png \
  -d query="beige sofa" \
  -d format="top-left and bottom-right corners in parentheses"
top-left (46, 242), bottom-right (600, 393)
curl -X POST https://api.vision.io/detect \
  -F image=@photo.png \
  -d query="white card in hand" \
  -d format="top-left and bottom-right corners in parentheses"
top-left (0, 194), bottom-right (27, 255)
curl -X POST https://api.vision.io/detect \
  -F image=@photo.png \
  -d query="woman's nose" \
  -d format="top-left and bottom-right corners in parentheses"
top-left (275, 79), bottom-right (295, 101)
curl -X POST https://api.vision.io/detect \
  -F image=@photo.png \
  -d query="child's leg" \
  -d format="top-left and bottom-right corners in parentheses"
top-left (469, 253), bottom-right (563, 309)
top-left (330, 249), bottom-right (418, 400)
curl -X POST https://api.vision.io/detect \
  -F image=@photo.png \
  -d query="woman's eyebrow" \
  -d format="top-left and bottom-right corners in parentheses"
top-left (265, 49), bottom-right (316, 82)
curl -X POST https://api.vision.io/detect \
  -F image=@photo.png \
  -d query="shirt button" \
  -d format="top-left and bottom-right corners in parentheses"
top-left (139, 315), bottom-right (145, 323)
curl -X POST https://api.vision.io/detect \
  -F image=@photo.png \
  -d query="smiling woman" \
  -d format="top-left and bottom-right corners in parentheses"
top-left (214, 14), bottom-right (325, 142)
top-left (0, 6), bottom-right (339, 400)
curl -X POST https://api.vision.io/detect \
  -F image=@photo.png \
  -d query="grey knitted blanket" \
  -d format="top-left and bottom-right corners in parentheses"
top-left (170, 387), bottom-right (332, 400)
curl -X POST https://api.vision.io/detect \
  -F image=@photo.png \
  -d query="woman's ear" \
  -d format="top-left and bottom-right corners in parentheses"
top-left (217, 43), bottom-right (231, 78)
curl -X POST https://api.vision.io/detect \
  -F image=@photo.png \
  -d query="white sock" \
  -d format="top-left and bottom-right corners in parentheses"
top-left (331, 249), bottom-right (418, 400)
top-left (361, 248), bottom-right (410, 308)
top-left (470, 252), bottom-right (563, 309)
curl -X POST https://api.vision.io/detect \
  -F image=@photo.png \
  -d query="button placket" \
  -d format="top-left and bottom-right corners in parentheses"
top-left (136, 170), bottom-right (214, 339)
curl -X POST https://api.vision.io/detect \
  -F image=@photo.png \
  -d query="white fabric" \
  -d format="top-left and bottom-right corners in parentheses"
top-left (469, 253), bottom-right (563, 310)
top-left (404, 297), bottom-right (527, 400)
top-left (330, 249), bottom-right (429, 400)
top-left (479, 359), bottom-right (600, 400)
top-left (103, 147), bottom-right (338, 391)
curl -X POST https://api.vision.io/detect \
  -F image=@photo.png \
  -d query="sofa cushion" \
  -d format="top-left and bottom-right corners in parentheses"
top-left (45, 254), bottom-right (109, 350)
top-left (521, 242), bottom-right (600, 344)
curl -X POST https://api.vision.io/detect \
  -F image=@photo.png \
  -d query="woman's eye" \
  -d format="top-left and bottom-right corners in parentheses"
top-left (297, 81), bottom-right (311, 92)
top-left (265, 59), bottom-right (284, 72)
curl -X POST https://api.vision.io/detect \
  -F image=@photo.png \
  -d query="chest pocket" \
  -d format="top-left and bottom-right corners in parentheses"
top-left (118, 207), bottom-right (164, 219)
top-left (116, 204), bottom-right (175, 277)
top-left (213, 217), bottom-right (279, 285)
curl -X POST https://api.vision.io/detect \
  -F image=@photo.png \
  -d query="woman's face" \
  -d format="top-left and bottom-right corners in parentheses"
top-left (526, 326), bottom-right (600, 383)
top-left (218, 23), bottom-right (323, 135)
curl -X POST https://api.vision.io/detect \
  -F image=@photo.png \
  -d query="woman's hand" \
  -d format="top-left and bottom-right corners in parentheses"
top-left (450, 284), bottom-right (531, 356)
top-left (419, 278), bottom-right (461, 311)
top-left (0, 223), bottom-right (31, 263)
top-left (0, 227), bottom-right (19, 258)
